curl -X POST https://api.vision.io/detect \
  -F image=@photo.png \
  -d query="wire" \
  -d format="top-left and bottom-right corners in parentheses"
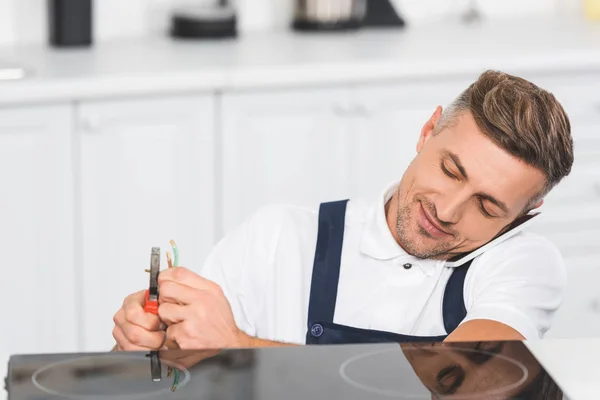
top-left (167, 239), bottom-right (180, 391)
top-left (170, 240), bottom-right (179, 267)
top-left (171, 370), bottom-right (180, 392)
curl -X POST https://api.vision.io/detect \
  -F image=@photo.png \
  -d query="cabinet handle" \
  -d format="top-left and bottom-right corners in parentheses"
top-left (79, 115), bottom-right (100, 133)
top-left (332, 104), bottom-right (371, 117)
top-left (354, 104), bottom-right (371, 118)
top-left (590, 298), bottom-right (600, 313)
top-left (332, 104), bottom-right (348, 116)
top-left (594, 182), bottom-right (600, 197)
top-left (340, 104), bottom-right (371, 118)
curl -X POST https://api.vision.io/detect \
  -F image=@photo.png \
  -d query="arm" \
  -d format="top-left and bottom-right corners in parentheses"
top-left (444, 319), bottom-right (525, 342)
top-left (197, 206), bottom-right (281, 338)
top-left (158, 266), bottom-right (300, 349)
top-left (444, 235), bottom-right (566, 342)
top-left (158, 206), bottom-right (299, 349)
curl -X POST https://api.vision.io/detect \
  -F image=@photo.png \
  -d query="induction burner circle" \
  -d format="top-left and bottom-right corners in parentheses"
top-left (339, 346), bottom-right (529, 399)
top-left (31, 353), bottom-right (191, 400)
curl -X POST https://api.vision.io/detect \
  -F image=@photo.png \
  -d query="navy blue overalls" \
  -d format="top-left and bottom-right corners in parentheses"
top-left (305, 200), bottom-right (473, 345)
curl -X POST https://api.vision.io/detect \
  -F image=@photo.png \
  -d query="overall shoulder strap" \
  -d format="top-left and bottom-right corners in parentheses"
top-left (442, 259), bottom-right (473, 334)
top-left (306, 200), bottom-right (349, 325)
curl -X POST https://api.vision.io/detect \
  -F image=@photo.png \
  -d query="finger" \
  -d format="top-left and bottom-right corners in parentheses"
top-left (158, 280), bottom-right (202, 305)
top-left (164, 337), bottom-right (179, 350)
top-left (158, 267), bottom-right (219, 293)
top-left (166, 324), bottom-right (184, 348)
top-left (158, 302), bottom-right (189, 325)
top-left (123, 290), bottom-right (163, 331)
top-left (120, 321), bottom-right (167, 350)
top-left (112, 325), bottom-right (159, 352)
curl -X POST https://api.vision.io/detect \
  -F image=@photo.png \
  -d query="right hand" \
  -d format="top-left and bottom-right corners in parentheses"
top-left (112, 290), bottom-right (167, 351)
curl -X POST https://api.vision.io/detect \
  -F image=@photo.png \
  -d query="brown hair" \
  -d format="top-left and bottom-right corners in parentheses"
top-left (437, 70), bottom-right (574, 208)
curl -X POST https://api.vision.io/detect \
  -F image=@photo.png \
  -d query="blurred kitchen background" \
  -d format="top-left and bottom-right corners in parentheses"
top-left (1, 0), bottom-right (600, 384)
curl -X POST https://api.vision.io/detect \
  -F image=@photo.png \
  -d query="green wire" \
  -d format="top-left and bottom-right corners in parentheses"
top-left (166, 240), bottom-right (181, 391)
top-left (172, 242), bottom-right (179, 390)
top-left (171, 369), bottom-right (180, 391)
top-left (170, 240), bottom-right (179, 267)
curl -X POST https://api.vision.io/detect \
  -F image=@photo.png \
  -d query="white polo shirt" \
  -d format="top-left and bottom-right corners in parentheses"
top-left (199, 182), bottom-right (566, 344)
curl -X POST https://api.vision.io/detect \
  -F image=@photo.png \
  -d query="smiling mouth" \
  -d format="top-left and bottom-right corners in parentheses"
top-left (418, 203), bottom-right (452, 238)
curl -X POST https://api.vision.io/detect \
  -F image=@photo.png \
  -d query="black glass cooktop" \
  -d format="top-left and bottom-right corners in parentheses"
top-left (5, 341), bottom-right (565, 399)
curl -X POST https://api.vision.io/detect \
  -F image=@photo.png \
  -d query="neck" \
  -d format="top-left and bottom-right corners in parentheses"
top-left (385, 191), bottom-right (408, 252)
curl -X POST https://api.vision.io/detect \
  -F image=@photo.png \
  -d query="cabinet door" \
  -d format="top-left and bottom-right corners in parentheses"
top-left (77, 95), bottom-right (215, 352)
top-left (221, 88), bottom-right (353, 235)
top-left (524, 73), bottom-right (600, 260)
top-left (545, 256), bottom-right (600, 339)
top-left (350, 78), bottom-right (475, 198)
top-left (0, 105), bottom-right (76, 380)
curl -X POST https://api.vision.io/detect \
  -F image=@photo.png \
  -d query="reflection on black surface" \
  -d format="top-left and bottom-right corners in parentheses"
top-left (71, 362), bottom-right (128, 378)
top-left (402, 341), bottom-right (563, 399)
top-left (5, 341), bottom-right (564, 400)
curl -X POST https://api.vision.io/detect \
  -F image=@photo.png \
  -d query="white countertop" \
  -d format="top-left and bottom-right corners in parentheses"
top-left (526, 338), bottom-right (600, 399)
top-left (1, 16), bottom-right (600, 105)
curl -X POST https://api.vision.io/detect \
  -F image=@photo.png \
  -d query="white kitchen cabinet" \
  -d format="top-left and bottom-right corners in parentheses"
top-left (350, 79), bottom-right (475, 198)
top-left (219, 80), bottom-right (477, 236)
top-left (220, 88), bottom-right (355, 235)
top-left (0, 105), bottom-right (77, 381)
top-left (545, 256), bottom-right (600, 339)
top-left (77, 95), bottom-right (215, 352)
top-left (525, 73), bottom-right (600, 260)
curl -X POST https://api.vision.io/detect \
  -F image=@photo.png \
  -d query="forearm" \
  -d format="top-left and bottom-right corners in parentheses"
top-left (444, 319), bottom-right (525, 342)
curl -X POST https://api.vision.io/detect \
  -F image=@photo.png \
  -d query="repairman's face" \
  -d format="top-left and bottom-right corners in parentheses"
top-left (390, 107), bottom-right (546, 260)
top-left (402, 341), bottom-right (546, 398)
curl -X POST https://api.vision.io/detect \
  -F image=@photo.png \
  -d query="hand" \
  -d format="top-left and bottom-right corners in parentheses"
top-left (112, 290), bottom-right (168, 351)
top-left (157, 267), bottom-right (248, 349)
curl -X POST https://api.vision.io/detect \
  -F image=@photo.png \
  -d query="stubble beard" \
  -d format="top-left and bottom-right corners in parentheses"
top-left (395, 200), bottom-right (458, 260)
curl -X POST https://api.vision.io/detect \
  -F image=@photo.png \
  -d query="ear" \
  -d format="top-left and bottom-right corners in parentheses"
top-left (531, 199), bottom-right (544, 209)
top-left (521, 199), bottom-right (544, 217)
top-left (417, 106), bottom-right (443, 153)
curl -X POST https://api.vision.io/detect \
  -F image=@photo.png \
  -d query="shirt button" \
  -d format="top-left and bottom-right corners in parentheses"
top-left (310, 324), bottom-right (324, 337)
top-left (403, 263), bottom-right (412, 270)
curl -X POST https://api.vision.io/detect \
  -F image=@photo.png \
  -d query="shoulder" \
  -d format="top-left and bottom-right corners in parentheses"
top-left (223, 196), bottom-right (373, 252)
top-left (242, 202), bottom-right (319, 237)
top-left (248, 197), bottom-right (372, 229)
top-left (462, 232), bottom-right (567, 339)
top-left (468, 231), bottom-right (566, 286)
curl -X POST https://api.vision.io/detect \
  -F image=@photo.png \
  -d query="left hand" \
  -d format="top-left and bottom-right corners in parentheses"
top-left (157, 267), bottom-right (248, 349)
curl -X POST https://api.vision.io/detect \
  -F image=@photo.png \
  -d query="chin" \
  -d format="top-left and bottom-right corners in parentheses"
top-left (400, 223), bottom-right (456, 259)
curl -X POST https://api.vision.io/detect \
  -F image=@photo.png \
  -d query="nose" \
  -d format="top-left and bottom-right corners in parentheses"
top-left (435, 189), bottom-right (470, 224)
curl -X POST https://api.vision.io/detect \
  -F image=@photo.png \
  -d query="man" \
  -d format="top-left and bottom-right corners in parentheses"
top-left (112, 70), bottom-right (573, 351)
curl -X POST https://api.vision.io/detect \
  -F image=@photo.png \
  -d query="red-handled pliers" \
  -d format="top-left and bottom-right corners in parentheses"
top-left (143, 247), bottom-right (160, 315)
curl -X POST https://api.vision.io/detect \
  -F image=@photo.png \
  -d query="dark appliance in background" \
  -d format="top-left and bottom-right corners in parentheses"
top-left (47, 0), bottom-right (93, 47)
top-left (170, 0), bottom-right (237, 39)
top-left (363, 0), bottom-right (406, 28)
top-left (292, 0), bottom-right (405, 31)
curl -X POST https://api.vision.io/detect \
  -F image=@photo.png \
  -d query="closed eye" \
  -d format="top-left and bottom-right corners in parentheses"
top-left (478, 198), bottom-right (497, 218)
top-left (441, 162), bottom-right (460, 181)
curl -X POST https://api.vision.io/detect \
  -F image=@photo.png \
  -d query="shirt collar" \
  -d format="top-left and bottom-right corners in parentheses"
top-left (359, 181), bottom-right (541, 271)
